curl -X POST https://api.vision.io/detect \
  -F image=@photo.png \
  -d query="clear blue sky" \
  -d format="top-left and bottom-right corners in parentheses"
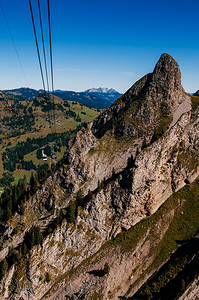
top-left (0, 0), bottom-right (199, 93)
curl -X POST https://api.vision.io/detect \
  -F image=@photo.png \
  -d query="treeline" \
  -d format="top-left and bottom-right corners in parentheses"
top-left (33, 97), bottom-right (81, 122)
top-left (44, 167), bottom-right (127, 234)
top-left (0, 170), bottom-right (111, 282)
top-left (0, 164), bottom-right (51, 222)
top-left (17, 160), bottom-right (37, 171)
top-left (0, 188), bottom-right (87, 282)
top-left (2, 103), bottom-right (35, 132)
top-left (0, 172), bottom-right (14, 187)
top-left (65, 109), bottom-right (81, 122)
top-left (0, 176), bottom-right (28, 222)
top-left (2, 129), bottom-right (78, 173)
top-left (0, 225), bottom-right (43, 282)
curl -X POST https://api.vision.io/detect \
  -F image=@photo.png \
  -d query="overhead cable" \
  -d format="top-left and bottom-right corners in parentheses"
top-left (38, 0), bottom-right (50, 93)
top-left (28, 0), bottom-right (46, 93)
top-left (47, 0), bottom-right (56, 128)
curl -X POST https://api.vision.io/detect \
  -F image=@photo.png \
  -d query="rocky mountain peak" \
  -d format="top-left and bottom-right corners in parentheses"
top-left (153, 53), bottom-right (181, 82)
top-left (147, 53), bottom-right (184, 110)
top-left (0, 53), bottom-right (198, 300)
top-left (91, 54), bottom-right (186, 140)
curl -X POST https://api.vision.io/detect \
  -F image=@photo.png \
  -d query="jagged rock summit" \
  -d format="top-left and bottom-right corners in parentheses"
top-left (149, 53), bottom-right (184, 107)
top-left (92, 53), bottom-right (186, 139)
top-left (0, 54), bottom-right (198, 300)
top-left (60, 54), bottom-right (192, 197)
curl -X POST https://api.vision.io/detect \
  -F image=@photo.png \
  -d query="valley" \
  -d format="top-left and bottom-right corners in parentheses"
top-left (0, 93), bottom-right (100, 187)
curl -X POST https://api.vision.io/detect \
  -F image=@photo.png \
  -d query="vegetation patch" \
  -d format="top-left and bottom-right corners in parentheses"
top-left (150, 115), bottom-right (173, 144)
top-left (190, 94), bottom-right (199, 108)
top-left (133, 239), bottom-right (199, 299)
top-left (46, 271), bottom-right (53, 282)
top-left (0, 97), bottom-right (99, 187)
top-left (122, 178), bottom-right (199, 297)
top-left (88, 147), bottom-right (96, 155)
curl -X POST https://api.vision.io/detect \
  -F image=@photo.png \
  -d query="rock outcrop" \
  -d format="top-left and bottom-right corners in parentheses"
top-left (54, 53), bottom-right (192, 195)
top-left (0, 54), bottom-right (199, 299)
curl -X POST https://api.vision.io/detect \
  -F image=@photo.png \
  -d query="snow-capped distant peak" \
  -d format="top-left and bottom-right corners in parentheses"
top-left (85, 87), bottom-right (117, 94)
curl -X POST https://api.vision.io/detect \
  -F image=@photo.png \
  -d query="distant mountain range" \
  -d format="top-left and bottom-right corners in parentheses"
top-left (85, 87), bottom-right (119, 95)
top-left (1, 87), bottom-right (122, 109)
top-left (85, 87), bottom-right (122, 104)
top-left (53, 90), bottom-right (109, 109)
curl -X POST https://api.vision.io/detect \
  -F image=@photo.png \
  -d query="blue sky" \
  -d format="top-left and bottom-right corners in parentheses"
top-left (0, 0), bottom-right (199, 93)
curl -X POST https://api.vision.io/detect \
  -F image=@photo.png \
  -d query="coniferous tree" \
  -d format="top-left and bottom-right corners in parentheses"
top-left (76, 190), bottom-right (84, 206)
top-left (67, 201), bottom-right (76, 224)
top-left (17, 178), bottom-right (23, 197)
top-left (7, 247), bottom-right (17, 266)
top-left (103, 262), bottom-right (110, 275)
top-left (21, 242), bottom-right (28, 255)
top-left (5, 205), bottom-right (12, 221)
top-left (19, 202), bottom-right (25, 215)
top-left (23, 175), bottom-right (27, 191)
top-left (30, 172), bottom-right (39, 195)
top-left (12, 185), bottom-right (18, 212)
top-left (88, 189), bottom-right (93, 200)
top-left (141, 138), bottom-right (147, 150)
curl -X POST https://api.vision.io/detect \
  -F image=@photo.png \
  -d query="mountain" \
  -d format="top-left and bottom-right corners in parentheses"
top-left (53, 90), bottom-right (111, 109)
top-left (1, 87), bottom-right (120, 109)
top-left (1, 87), bottom-right (39, 100)
top-left (0, 54), bottom-right (199, 299)
top-left (193, 89), bottom-right (199, 96)
top-left (85, 87), bottom-right (122, 105)
top-left (85, 87), bottom-right (119, 94)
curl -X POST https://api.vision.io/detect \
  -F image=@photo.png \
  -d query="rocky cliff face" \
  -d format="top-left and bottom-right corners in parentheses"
top-left (55, 53), bottom-right (191, 195)
top-left (0, 54), bottom-right (199, 299)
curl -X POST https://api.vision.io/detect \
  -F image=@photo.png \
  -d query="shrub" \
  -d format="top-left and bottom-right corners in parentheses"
top-left (103, 263), bottom-right (110, 275)
top-left (66, 201), bottom-right (76, 224)
top-left (46, 271), bottom-right (53, 282)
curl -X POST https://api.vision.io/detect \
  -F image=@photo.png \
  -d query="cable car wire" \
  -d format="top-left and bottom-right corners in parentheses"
top-left (0, 0), bottom-right (29, 87)
top-left (37, 0), bottom-right (53, 126)
top-left (38, 0), bottom-right (50, 94)
top-left (28, 0), bottom-right (56, 168)
top-left (28, 0), bottom-right (46, 93)
top-left (47, 0), bottom-right (56, 128)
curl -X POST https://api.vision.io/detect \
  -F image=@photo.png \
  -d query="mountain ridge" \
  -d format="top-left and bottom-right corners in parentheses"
top-left (1, 87), bottom-right (122, 109)
top-left (0, 53), bottom-right (198, 299)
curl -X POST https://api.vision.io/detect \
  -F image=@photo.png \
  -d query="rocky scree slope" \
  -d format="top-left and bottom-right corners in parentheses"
top-left (0, 53), bottom-right (198, 299)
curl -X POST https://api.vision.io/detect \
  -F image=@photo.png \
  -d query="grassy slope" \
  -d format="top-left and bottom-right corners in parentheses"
top-left (43, 178), bottom-right (199, 299)
top-left (0, 96), bottom-right (99, 185)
